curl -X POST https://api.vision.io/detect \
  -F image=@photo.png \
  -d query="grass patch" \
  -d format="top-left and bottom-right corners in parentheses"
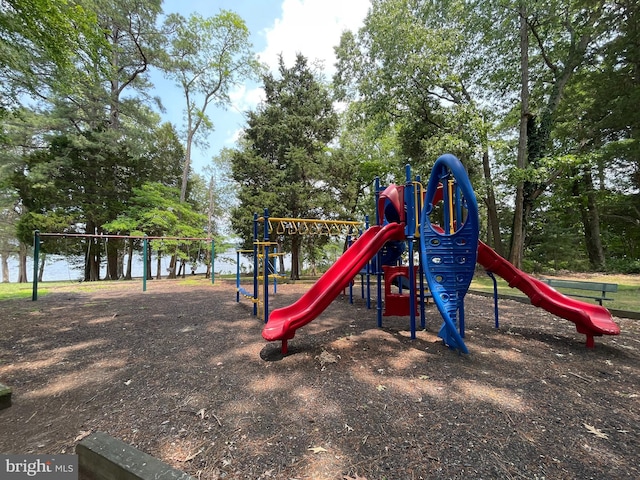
top-left (0, 276), bottom-right (223, 301)
top-left (0, 282), bottom-right (39, 301)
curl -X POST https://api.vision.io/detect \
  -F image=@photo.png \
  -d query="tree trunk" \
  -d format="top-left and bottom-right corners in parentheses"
top-left (90, 239), bottom-right (100, 281)
top-left (84, 221), bottom-right (100, 281)
top-left (574, 171), bottom-right (605, 270)
top-left (38, 253), bottom-right (46, 282)
top-left (180, 128), bottom-right (195, 202)
top-left (1, 252), bottom-right (10, 283)
top-left (290, 236), bottom-right (301, 280)
top-left (125, 239), bottom-right (134, 280)
top-left (481, 148), bottom-right (503, 255)
top-left (117, 248), bottom-right (124, 279)
top-left (509, 2), bottom-right (530, 269)
top-left (205, 249), bottom-right (211, 279)
top-left (18, 242), bottom-right (28, 283)
top-left (278, 240), bottom-right (285, 275)
top-left (168, 254), bottom-right (177, 279)
top-left (146, 246), bottom-right (153, 280)
top-left (106, 238), bottom-right (119, 280)
top-left (156, 253), bottom-right (162, 280)
top-left (88, 237), bottom-right (100, 281)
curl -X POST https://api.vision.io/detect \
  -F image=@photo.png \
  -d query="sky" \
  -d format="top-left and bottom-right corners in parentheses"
top-left (152, 0), bottom-right (372, 174)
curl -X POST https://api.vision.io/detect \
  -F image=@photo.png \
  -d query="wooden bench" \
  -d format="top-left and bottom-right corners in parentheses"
top-left (541, 278), bottom-right (618, 306)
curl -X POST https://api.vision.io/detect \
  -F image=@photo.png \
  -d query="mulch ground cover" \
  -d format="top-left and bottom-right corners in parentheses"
top-left (0, 278), bottom-right (638, 480)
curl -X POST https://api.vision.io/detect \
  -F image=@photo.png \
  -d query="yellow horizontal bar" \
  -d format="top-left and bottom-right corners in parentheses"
top-left (258, 217), bottom-right (362, 226)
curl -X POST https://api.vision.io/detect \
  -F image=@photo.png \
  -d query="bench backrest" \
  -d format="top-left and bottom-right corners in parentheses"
top-left (541, 278), bottom-right (618, 293)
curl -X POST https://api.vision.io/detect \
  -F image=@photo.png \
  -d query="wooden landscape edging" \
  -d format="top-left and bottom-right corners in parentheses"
top-left (76, 431), bottom-right (194, 480)
top-left (0, 383), bottom-right (11, 410)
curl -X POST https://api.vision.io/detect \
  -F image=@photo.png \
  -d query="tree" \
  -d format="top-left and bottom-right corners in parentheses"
top-left (0, 0), bottom-right (101, 110)
top-left (501, 0), bottom-right (614, 267)
top-left (201, 148), bottom-right (237, 277)
top-left (231, 54), bottom-right (339, 279)
top-left (9, 110), bottom-right (184, 281)
top-left (160, 10), bottom-right (262, 202)
top-left (333, 0), bottom-right (504, 252)
top-left (0, 190), bottom-right (20, 282)
top-left (103, 182), bottom-right (207, 279)
top-left (96, 0), bottom-right (163, 131)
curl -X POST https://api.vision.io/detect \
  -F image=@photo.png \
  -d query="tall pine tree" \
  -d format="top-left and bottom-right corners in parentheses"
top-left (231, 54), bottom-right (339, 279)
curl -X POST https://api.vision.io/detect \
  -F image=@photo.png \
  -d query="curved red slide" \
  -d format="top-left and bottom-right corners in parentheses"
top-left (263, 223), bottom-right (406, 350)
top-left (477, 241), bottom-right (620, 347)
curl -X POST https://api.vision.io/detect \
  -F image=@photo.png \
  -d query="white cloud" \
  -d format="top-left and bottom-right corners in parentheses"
top-left (229, 84), bottom-right (266, 113)
top-left (225, 127), bottom-right (244, 146)
top-left (259, 0), bottom-right (370, 75)
top-left (221, 0), bottom-right (369, 147)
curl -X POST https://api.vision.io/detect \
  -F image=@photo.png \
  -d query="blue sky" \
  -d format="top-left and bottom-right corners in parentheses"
top-left (151, 0), bottom-right (371, 174)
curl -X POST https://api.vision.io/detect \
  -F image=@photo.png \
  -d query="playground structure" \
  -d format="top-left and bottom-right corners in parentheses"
top-left (260, 154), bottom-right (621, 354)
top-left (236, 214), bottom-right (363, 320)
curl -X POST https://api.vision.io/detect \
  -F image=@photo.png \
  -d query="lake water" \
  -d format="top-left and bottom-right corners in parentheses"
top-left (4, 249), bottom-right (288, 283)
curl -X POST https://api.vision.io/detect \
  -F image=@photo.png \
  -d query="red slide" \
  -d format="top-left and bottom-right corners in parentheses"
top-left (477, 241), bottom-right (620, 347)
top-left (263, 223), bottom-right (406, 350)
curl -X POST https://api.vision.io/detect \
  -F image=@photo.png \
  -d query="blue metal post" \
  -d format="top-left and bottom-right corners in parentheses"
top-left (236, 250), bottom-right (241, 302)
top-left (365, 215), bottom-right (371, 309)
top-left (253, 213), bottom-right (259, 316)
top-left (405, 165), bottom-right (416, 339)
top-left (348, 232), bottom-right (354, 304)
top-left (375, 177), bottom-right (383, 327)
top-left (263, 208), bottom-right (270, 323)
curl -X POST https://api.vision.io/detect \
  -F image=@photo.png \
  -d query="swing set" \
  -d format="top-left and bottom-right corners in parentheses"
top-left (31, 231), bottom-right (215, 301)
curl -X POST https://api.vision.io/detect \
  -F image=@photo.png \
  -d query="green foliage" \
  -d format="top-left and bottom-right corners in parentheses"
top-left (334, 0), bottom-right (492, 181)
top-left (159, 10), bottom-right (262, 200)
top-left (231, 54), bottom-right (340, 276)
top-left (0, 0), bottom-right (103, 108)
top-left (104, 183), bottom-right (206, 237)
top-left (332, 0), bottom-right (639, 272)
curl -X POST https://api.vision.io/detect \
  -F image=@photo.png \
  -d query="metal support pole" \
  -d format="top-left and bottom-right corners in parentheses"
top-left (487, 270), bottom-right (500, 328)
top-left (348, 233), bottom-right (354, 304)
top-left (263, 208), bottom-right (270, 323)
top-left (253, 213), bottom-right (259, 316)
top-left (405, 165), bottom-right (416, 339)
top-left (32, 230), bottom-right (40, 301)
top-left (142, 235), bottom-right (148, 292)
top-left (236, 250), bottom-right (240, 302)
top-left (374, 178), bottom-right (383, 327)
top-left (365, 215), bottom-right (371, 309)
top-left (415, 175), bottom-right (426, 328)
